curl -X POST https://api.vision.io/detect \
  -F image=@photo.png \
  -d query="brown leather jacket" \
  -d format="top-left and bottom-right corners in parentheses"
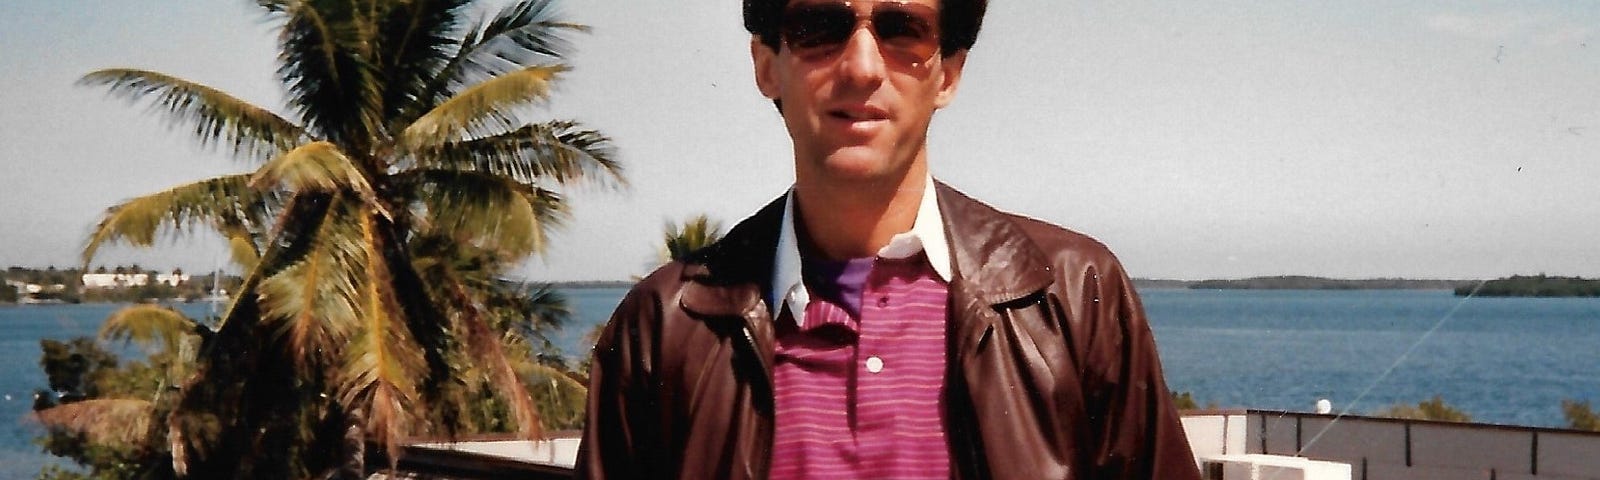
top-left (577, 183), bottom-right (1201, 479)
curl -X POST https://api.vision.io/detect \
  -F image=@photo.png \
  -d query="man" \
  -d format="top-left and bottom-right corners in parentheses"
top-left (577, 1), bottom-right (1201, 478)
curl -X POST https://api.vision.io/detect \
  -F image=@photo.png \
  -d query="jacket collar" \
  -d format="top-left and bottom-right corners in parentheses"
top-left (770, 176), bottom-right (953, 327)
top-left (934, 181), bottom-right (1054, 306)
top-left (678, 181), bottom-right (1054, 318)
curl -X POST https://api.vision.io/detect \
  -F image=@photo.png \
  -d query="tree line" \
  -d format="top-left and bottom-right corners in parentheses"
top-left (1185, 276), bottom-right (1472, 290)
top-left (1457, 275), bottom-right (1600, 297)
top-left (3, 266), bottom-right (242, 304)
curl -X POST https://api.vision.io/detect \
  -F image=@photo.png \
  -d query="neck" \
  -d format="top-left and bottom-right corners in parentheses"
top-left (792, 160), bottom-right (927, 261)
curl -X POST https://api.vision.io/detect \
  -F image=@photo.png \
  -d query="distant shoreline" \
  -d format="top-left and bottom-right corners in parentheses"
top-left (548, 280), bottom-right (636, 289)
top-left (1454, 275), bottom-right (1600, 298)
top-left (551, 277), bottom-right (1483, 291)
top-left (1156, 276), bottom-right (1474, 291)
top-left (9, 275), bottom-right (1597, 305)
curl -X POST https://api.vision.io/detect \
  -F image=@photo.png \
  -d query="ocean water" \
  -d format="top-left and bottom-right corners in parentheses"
top-left (1148, 289), bottom-right (1600, 426)
top-left (0, 302), bottom-right (217, 478)
top-left (3, 289), bottom-right (1597, 476)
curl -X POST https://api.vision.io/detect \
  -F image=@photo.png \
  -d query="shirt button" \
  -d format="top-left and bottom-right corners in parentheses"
top-left (865, 356), bottom-right (884, 373)
top-left (876, 296), bottom-right (890, 308)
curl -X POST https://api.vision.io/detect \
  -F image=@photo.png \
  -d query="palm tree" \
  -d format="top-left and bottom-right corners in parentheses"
top-left (77, 0), bottom-right (618, 476)
top-left (660, 214), bottom-right (724, 263)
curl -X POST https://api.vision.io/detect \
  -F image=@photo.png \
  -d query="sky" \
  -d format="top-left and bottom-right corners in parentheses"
top-left (1, 1), bottom-right (1597, 282)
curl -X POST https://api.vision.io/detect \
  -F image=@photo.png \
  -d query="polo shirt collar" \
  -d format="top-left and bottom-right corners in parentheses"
top-left (772, 175), bottom-right (951, 327)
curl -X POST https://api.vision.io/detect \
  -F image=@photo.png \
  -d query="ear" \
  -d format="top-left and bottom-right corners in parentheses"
top-left (933, 50), bottom-right (968, 108)
top-left (751, 37), bottom-right (780, 100)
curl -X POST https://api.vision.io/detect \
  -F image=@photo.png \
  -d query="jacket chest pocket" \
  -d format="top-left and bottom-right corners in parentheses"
top-left (957, 292), bottom-right (1085, 467)
top-left (998, 292), bottom-right (1075, 390)
top-left (974, 293), bottom-right (1075, 396)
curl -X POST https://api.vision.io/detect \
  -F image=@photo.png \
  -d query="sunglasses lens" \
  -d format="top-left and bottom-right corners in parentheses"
top-left (872, 7), bottom-right (938, 60)
top-left (782, 5), bottom-right (855, 53)
top-left (780, 2), bottom-right (940, 64)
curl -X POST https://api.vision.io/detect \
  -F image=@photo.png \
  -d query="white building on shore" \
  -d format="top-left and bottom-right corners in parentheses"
top-left (80, 271), bottom-right (189, 289)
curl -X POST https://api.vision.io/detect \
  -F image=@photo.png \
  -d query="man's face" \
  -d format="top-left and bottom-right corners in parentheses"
top-left (753, 0), bottom-right (967, 185)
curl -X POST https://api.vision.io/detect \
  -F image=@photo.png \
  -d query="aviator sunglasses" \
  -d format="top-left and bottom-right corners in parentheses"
top-left (780, 0), bottom-right (942, 66)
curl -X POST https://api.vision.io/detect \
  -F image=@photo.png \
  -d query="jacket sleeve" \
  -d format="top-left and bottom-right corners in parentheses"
top-left (1086, 263), bottom-right (1202, 480)
top-left (574, 286), bottom-right (660, 479)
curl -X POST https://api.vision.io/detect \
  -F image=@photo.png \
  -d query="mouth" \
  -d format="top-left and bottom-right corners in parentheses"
top-left (827, 105), bottom-right (889, 122)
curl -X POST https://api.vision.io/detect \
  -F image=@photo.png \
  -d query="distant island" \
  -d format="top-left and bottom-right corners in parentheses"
top-left (1456, 275), bottom-right (1600, 297)
top-left (549, 280), bottom-right (637, 289)
top-left (1172, 276), bottom-right (1471, 291)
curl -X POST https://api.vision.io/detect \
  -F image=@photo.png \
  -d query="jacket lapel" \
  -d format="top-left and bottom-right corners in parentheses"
top-left (934, 182), bottom-right (1055, 352)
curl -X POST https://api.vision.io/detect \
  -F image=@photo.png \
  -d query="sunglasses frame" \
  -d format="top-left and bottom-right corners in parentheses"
top-left (779, 0), bottom-right (943, 67)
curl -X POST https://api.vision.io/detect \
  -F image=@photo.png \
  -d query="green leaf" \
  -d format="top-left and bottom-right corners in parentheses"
top-left (99, 304), bottom-right (204, 355)
top-left (401, 64), bottom-right (567, 150)
top-left (253, 141), bottom-right (368, 192)
top-left (662, 214), bottom-right (724, 263)
top-left (338, 212), bottom-right (428, 461)
top-left (257, 196), bottom-right (364, 370)
top-left (274, 1), bottom-right (385, 146)
top-left (375, 0), bottom-right (474, 123)
top-left (416, 120), bottom-right (623, 188)
top-left (79, 68), bottom-right (303, 162)
top-left (401, 169), bottom-right (567, 259)
top-left (82, 174), bottom-right (266, 266)
top-left (407, 0), bottom-right (586, 121)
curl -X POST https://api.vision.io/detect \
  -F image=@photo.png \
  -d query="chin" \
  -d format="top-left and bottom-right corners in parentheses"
top-left (817, 147), bottom-right (902, 182)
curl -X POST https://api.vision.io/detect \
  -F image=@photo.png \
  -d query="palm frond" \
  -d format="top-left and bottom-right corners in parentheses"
top-left (467, 0), bottom-right (586, 69)
top-left (406, 0), bottom-right (586, 122)
top-left (416, 120), bottom-right (623, 189)
top-left (213, 192), bottom-right (331, 335)
top-left (338, 212), bottom-right (428, 462)
top-left (255, 0), bottom-right (291, 14)
top-left (223, 224), bottom-right (263, 272)
top-left (376, 0), bottom-right (473, 123)
top-left (517, 282), bottom-right (571, 333)
top-left (478, 281), bottom-right (571, 350)
top-left (437, 269), bottom-right (543, 439)
top-left (99, 304), bottom-right (206, 355)
top-left (34, 398), bottom-right (155, 447)
top-left (82, 174), bottom-right (267, 266)
top-left (275, 1), bottom-right (384, 147)
top-left (663, 214), bottom-right (725, 263)
top-left (251, 141), bottom-right (369, 194)
top-left (400, 169), bottom-right (568, 259)
top-left (78, 69), bottom-right (304, 163)
top-left (400, 64), bottom-right (567, 150)
top-left (494, 330), bottom-right (586, 430)
top-left (258, 196), bottom-right (364, 370)
top-left (521, 360), bottom-right (588, 430)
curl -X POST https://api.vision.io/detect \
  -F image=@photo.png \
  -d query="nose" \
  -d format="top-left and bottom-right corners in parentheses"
top-left (835, 24), bottom-right (887, 90)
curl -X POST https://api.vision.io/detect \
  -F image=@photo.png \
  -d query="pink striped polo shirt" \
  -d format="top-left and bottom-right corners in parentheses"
top-left (768, 253), bottom-right (951, 479)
